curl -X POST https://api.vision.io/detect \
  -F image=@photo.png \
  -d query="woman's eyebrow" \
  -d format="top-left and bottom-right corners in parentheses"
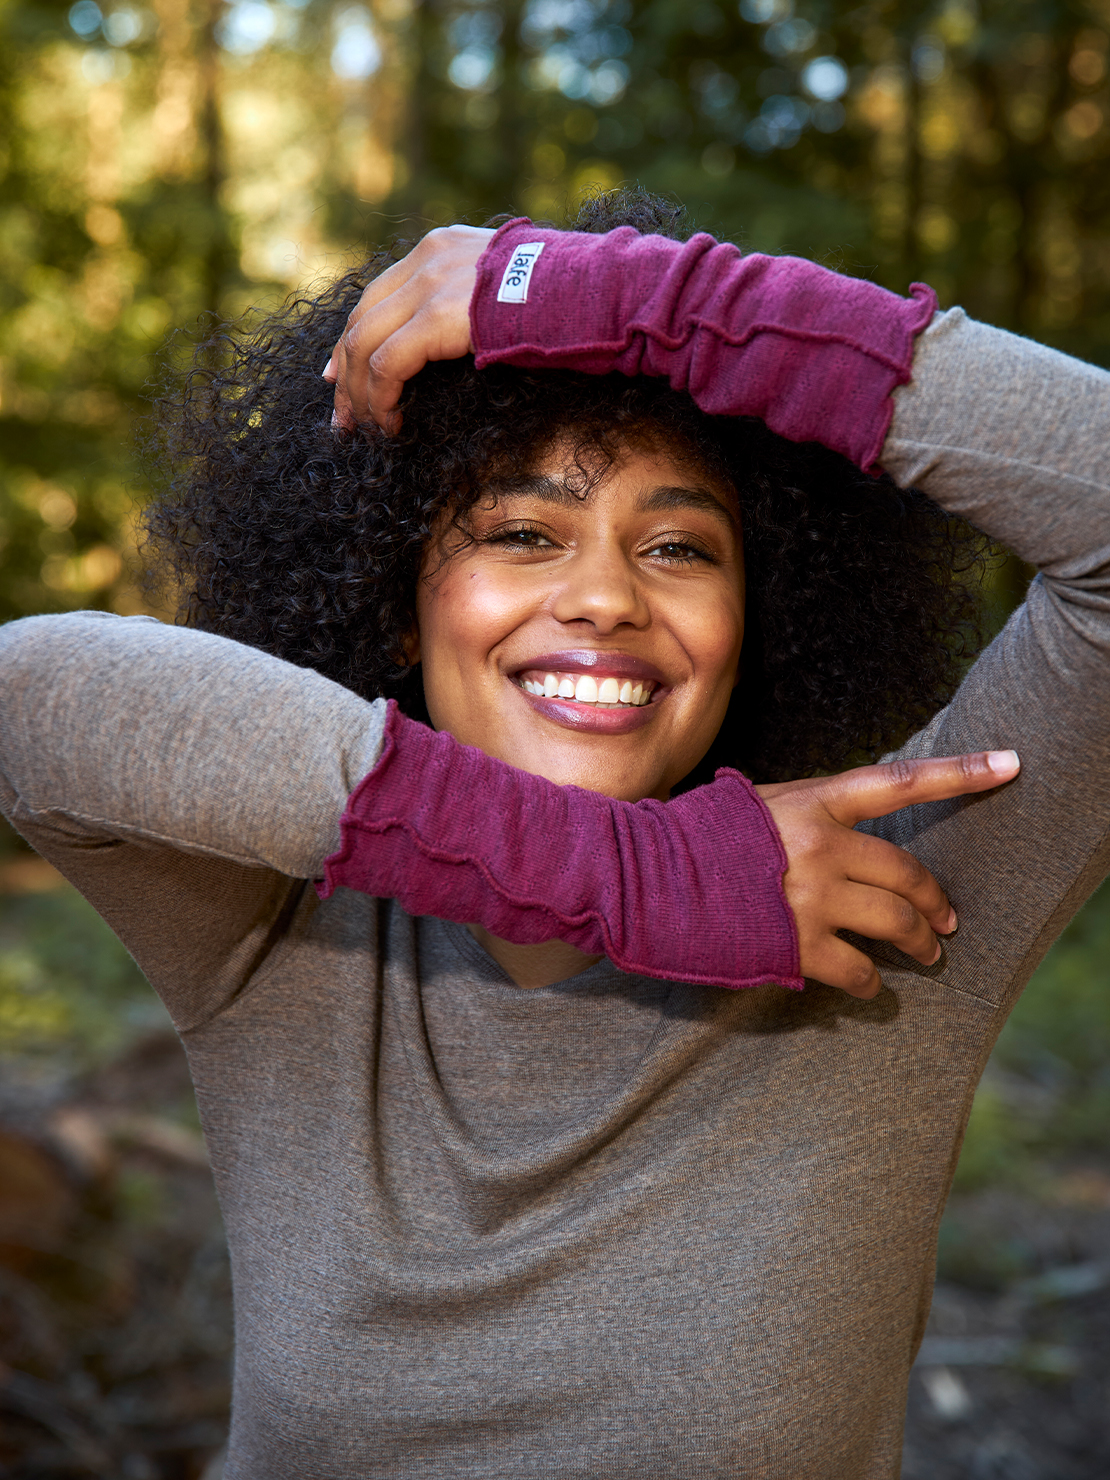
top-left (484, 474), bottom-right (580, 506)
top-left (638, 485), bottom-right (738, 528)
top-left (485, 477), bottom-right (737, 526)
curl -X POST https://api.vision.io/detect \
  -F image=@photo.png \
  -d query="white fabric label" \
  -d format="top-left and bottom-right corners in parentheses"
top-left (496, 241), bottom-right (545, 304)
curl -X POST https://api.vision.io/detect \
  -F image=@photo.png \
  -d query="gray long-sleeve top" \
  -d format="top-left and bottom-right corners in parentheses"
top-left (0, 309), bottom-right (1108, 1480)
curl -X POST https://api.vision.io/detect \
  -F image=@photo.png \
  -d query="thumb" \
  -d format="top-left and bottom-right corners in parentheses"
top-left (823, 750), bottom-right (1020, 827)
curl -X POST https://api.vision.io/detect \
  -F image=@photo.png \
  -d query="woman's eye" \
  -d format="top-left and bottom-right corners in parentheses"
top-left (646, 540), bottom-right (712, 565)
top-left (488, 527), bottom-right (555, 550)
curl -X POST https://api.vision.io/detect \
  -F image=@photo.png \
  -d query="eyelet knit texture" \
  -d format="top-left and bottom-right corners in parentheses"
top-left (320, 702), bottom-right (802, 992)
top-left (471, 218), bottom-right (937, 473)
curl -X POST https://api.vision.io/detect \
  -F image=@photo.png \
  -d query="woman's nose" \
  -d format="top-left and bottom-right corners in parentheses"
top-left (548, 547), bottom-right (650, 632)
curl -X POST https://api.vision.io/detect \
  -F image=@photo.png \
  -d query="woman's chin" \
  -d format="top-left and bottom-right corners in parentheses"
top-left (490, 713), bottom-right (676, 801)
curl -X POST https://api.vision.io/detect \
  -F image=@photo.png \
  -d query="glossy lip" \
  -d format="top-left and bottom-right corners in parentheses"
top-left (515, 686), bottom-right (660, 733)
top-left (507, 650), bottom-right (670, 735)
top-left (510, 649), bottom-right (667, 685)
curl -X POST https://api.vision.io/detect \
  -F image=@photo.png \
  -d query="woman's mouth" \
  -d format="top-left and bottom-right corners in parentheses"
top-left (508, 653), bottom-right (666, 734)
top-left (516, 670), bottom-right (656, 708)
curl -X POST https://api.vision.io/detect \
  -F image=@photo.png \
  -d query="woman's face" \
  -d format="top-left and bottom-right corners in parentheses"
top-left (412, 434), bottom-right (745, 801)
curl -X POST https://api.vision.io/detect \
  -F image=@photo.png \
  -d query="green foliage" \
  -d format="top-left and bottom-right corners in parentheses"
top-left (997, 876), bottom-right (1110, 1087)
top-left (0, 887), bottom-right (168, 1070)
top-left (952, 876), bottom-right (1110, 1194)
top-left (935, 1200), bottom-right (1038, 1289)
top-left (951, 1080), bottom-right (1040, 1193)
top-left (3, 0), bottom-right (1110, 623)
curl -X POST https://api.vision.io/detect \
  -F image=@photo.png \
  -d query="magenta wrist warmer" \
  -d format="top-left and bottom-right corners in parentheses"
top-left (319, 704), bottom-right (802, 993)
top-left (470, 219), bottom-right (937, 472)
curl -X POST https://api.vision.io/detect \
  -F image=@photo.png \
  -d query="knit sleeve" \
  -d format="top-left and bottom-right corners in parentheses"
top-left (470, 218), bottom-right (936, 471)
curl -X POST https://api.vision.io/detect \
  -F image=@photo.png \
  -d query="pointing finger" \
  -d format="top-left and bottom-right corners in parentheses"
top-left (823, 750), bottom-right (1020, 828)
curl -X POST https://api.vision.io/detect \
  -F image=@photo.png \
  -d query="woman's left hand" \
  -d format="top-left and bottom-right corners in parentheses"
top-left (324, 225), bottom-right (494, 433)
top-left (758, 750), bottom-right (1020, 997)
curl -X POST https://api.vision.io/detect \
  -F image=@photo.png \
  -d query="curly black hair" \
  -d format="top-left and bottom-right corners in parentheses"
top-left (144, 190), bottom-right (988, 784)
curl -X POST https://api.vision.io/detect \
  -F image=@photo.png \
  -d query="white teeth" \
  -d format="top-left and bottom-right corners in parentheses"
top-left (521, 671), bottom-right (657, 706)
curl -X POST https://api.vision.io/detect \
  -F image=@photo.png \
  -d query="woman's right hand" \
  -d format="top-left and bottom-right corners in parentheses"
top-left (324, 225), bottom-right (493, 433)
top-left (758, 750), bottom-right (1020, 998)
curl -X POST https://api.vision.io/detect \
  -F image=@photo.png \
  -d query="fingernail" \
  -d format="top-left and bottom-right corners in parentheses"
top-left (941, 908), bottom-right (958, 935)
top-left (987, 749), bottom-right (1020, 776)
top-left (330, 409), bottom-right (340, 431)
top-left (929, 941), bottom-right (942, 965)
top-left (322, 357), bottom-right (335, 380)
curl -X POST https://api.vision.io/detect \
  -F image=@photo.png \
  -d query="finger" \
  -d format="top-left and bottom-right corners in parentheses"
top-left (330, 224), bottom-right (492, 427)
top-left (323, 256), bottom-right (422, 386)
top-left (342, 271), bottom-right (472, 427)
top-left (342, 223), bottom-right (484, 331)
top-left (336, 281), bottom-right (432, 425)
top-left (799, 936), bottom-right (883, 999)
top-left (330, 339), bottom-right (359, 431)
top-left (836, 881), bottom-right (939, 966)
top-left (823, 750), bottom-right (1020, 828)
top-left (374, 310), bottom-right (467, 413)
top-left (325, 250), bottom-right (428, 407)
top-left (842, 832), bottom-right (956, 935)
top-left (344, 248), bottom-right (421, 323)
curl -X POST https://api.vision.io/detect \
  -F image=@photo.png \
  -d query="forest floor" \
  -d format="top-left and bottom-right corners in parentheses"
top-left (903, 1174), bottom-right (1110, 1478)
top-left (0, 1023), bottom-right (230, 1478)
top-left (0, 858), bottom-right (1107, 1479)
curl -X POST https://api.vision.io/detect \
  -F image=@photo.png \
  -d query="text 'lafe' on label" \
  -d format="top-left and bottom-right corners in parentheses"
top-left (496, 242), bottom-right (545, 304)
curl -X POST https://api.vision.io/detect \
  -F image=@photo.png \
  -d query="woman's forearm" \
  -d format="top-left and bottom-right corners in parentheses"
top-left (470, 219), bottom-right (936, 470)
top-left (0, 612), bottom-right (386, 877)
top-left (0, 613), bottom-right (802, 991)
top-left (322, 700), bottom-right (802, 992)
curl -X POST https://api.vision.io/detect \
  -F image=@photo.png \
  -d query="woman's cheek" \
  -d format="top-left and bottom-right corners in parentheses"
top-left (417, 563), bottom-right (536, 724)
top-left (683, 583), bottom-right (744, 695)
top-left (459, 565), bottom-right (540, 635)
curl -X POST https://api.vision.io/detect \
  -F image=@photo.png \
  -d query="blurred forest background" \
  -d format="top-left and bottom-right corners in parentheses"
top-left (1, 0), bottom-right (1109, 1475)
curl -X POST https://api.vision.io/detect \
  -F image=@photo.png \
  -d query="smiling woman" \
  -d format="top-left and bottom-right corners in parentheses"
top-left (412, 438), bottom-right (746, 799)
top-left (1, 190), bottom-right (1108, 1479)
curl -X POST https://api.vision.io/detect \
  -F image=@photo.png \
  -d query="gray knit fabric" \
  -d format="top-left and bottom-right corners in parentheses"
top-left (0, 308), bottom-right (1107, 1480)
